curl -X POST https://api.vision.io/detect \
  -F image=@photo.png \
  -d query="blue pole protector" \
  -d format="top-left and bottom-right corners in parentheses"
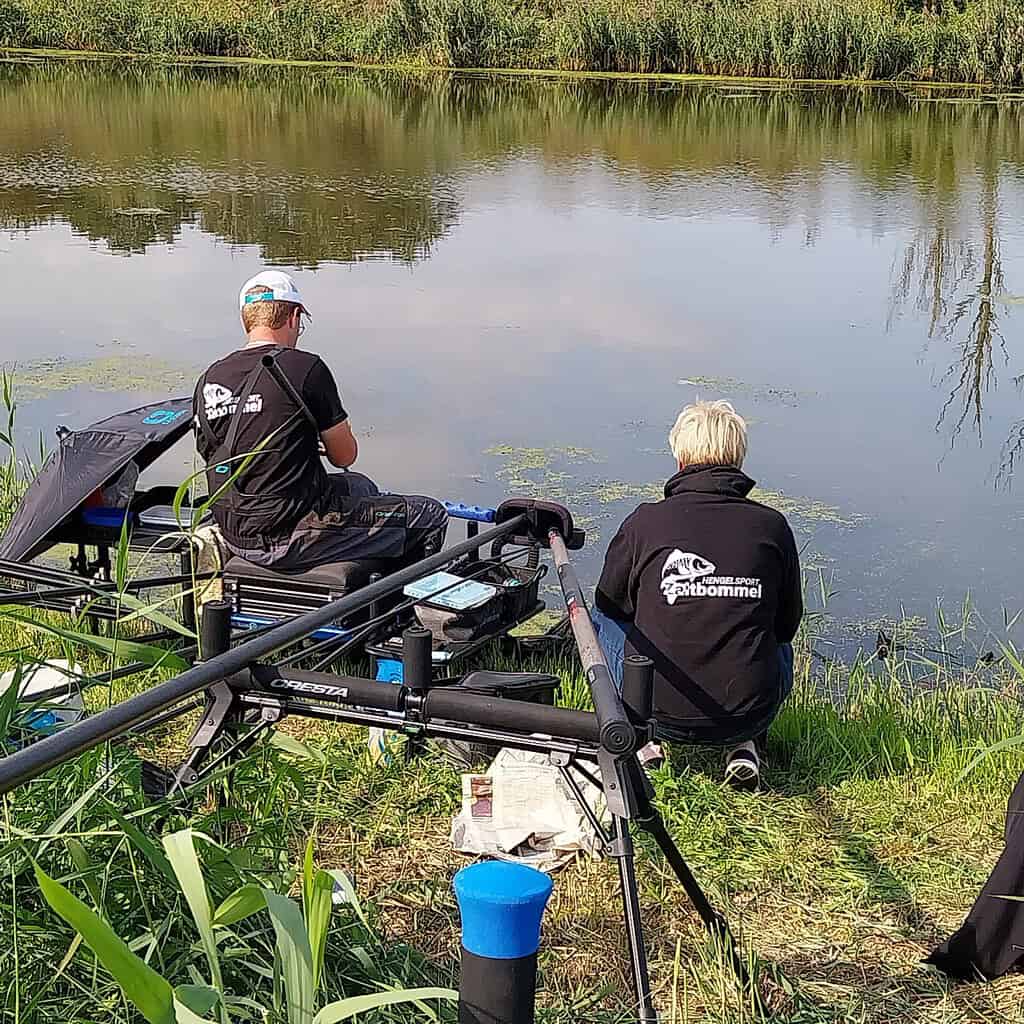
top-left (444, 502), bottom-right (497, 524)
top-left (454, 861), bottom-right (553, 959)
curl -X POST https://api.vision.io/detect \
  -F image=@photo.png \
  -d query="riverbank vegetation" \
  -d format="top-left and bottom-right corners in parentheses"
top-left (3, 0), bottom-right (1024, 85)
top-left (3, 605), bottom-right (1024, 1021)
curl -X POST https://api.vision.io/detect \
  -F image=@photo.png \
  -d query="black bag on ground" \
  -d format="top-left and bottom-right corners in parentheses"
top-left (927, 770), bottom-right (1024, 980)
top-left (435, 670), bottom-right (559, 767)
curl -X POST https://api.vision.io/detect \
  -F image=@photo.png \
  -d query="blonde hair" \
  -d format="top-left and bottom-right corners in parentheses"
top-left (241, 287), bottom-right (300, 333)
top-left (669, 400), bottom-right (747, 469)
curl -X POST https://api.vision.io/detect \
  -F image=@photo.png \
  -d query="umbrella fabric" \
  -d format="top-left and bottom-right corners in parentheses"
top-left (0, 398), bottom-right (192, 563)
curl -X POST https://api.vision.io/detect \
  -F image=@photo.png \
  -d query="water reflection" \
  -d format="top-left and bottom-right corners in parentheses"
top-left (0, 62), bottom-right (462, 262)
top-left (886, 100), bottom-right (1020, 477)
top-left (1, 59), bottom-right (1023, 630)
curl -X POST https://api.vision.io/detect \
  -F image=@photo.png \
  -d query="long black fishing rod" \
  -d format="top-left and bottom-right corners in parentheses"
top-left (0, 514), bottom-right (528, 796)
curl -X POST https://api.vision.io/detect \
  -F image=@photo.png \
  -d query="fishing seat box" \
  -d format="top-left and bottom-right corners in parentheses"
top-left (221, 555), bottom-right (398, 622)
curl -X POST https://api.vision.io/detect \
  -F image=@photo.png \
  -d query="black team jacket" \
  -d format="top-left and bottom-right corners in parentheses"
top-left (595, 464), bottom-right (802, 742)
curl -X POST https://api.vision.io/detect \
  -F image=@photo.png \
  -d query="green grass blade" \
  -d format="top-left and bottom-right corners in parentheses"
top-left (162, 830), bottom-right (227, 1021)
top-left (1, 610), bottom-right (188, 670)
top-left (302, 839), bottom-right (333, 993)
top-left (212, 883), bottom-right (265, 927)
top-left (0, 661), bottom-right (22, 736)
top-left (33, 860), bottom-right (175, 1024)
top-left (174, 995), bottom-right (218, 1024)
top-left (313, 988), bottom-right (458, 1024)
top-left (103, 803), bottom-right (178, 887)
top-left (115, 590), bottom-right (197, 640)
top-left (262, 889), bottom-right (315, 1024)
top-left (325, 870), bottom-right (371, 934)
top-left (269, 732), bottom-right (325, 762)
top-left (66, 837), bottom-right (106, 918)
top-left (175, 984), bottom-right (221, 1017)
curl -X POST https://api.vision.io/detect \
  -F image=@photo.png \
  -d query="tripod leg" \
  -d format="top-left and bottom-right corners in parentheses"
top-left (610, 815), bottom-right (659, 1024)
top-left (626, 761), bottom-right (753, 994)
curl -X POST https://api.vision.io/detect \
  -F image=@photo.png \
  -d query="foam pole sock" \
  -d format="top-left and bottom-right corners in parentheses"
top-left (454, 861), bottom-right (554, 1024)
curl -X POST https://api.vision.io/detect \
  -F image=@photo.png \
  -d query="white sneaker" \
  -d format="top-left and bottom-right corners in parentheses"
top-left (724, 740), bottom-right (760, 791)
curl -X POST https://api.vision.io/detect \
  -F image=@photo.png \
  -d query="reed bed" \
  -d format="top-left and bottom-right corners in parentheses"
top-left (2, 0), bottom-right (1024, 85)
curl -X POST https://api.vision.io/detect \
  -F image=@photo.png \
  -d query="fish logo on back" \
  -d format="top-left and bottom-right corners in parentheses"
top-left (204, 383), bottom-right (233, 416)
top-left (203, 382), bottom-right (263, 420)
top-left (660, 549), bottom-right (716, 605)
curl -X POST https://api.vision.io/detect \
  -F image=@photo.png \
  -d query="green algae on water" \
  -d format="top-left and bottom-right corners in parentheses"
top-left (749, 487), bottom-right (864, 527)
top-left (484, 444), bottom-right (864, 542)
top-left (484, 445), bottom-right (597, 476)
top-left (677, 375), bottom-right (806, 406)
top-left (13, 352), bottom-right (199, 396)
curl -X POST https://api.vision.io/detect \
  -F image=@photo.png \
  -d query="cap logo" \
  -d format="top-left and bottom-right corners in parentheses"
top-left (244, 291), bottom-right (275, 304)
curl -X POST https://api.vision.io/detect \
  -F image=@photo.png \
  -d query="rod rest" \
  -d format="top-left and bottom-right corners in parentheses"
top-left (249, 665), bottom-right (605, 745)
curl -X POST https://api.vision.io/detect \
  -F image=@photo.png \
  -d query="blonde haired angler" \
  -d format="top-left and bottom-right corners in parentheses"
top-left (669, 400), bottom-right (748, 469)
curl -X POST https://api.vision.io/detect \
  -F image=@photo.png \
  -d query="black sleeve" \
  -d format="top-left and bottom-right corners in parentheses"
top-left (302, 357), bottom-right (348, 432)
top-left (595, 516), bottom-right (639, 621)
top-left (774, 521), bottom-right (803, 644)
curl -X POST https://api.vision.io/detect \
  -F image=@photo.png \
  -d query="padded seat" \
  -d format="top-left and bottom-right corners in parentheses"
top-left (222, 555), bottom-right (394, 593)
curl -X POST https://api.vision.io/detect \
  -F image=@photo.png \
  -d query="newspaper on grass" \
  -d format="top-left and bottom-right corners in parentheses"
top-left (451, 747), bottom-right (608, 872)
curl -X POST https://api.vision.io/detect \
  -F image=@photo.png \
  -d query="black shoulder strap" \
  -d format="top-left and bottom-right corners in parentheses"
top-left (193, 370), bottom-right (220, 451)
top-left (260, 350), bottom-right (319, 432)
top-left (223, 359), bottom-right (270, 456)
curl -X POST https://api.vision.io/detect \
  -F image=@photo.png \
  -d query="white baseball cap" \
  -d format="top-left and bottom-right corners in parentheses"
top-left (238, 270), bottom-right (309, 314)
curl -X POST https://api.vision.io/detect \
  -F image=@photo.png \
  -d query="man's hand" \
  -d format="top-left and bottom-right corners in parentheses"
top-left (321, 419), bottom-right (358, 468)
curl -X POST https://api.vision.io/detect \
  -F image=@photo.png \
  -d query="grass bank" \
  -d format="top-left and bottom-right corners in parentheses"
top-left (3, 0), bottom-right (1024, 85)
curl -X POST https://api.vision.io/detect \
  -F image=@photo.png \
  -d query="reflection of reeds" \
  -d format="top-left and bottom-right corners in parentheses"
top-left (5, 0), bottom-right (1024, 84)
top-left (1, 59), bottom-right (1022, 265)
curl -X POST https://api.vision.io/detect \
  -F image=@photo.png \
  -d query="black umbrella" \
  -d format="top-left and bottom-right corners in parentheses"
top-left (0, 397), bottom-right (193, 562)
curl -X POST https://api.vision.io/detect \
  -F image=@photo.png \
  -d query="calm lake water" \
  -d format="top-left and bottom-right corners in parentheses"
top-left (2, 59), bottom-right (1023, 653)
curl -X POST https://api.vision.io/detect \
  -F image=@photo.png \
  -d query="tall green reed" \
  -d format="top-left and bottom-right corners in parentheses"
top-left (4, 0), bottom-right (1024, 85)
top-left (34, 829), bottom-right (455, 1023)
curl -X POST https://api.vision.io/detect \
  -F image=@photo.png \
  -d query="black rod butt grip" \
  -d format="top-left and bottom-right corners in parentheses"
top-left (621, 655), bottom-right (655, 725)
top-left (402, 625), bottom-right (432, 693)
top-left (199, 600), bottom-right (232, 661)
top-left (455, 861), bottom-right (553, 1024)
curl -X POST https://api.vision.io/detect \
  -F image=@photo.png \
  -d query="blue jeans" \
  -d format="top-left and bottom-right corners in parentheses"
top-left (591, 607), bottom-right (794, 741)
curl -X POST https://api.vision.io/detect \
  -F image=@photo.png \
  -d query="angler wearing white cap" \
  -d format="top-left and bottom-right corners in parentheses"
top-left (192, 271), bottom-right (447, 571)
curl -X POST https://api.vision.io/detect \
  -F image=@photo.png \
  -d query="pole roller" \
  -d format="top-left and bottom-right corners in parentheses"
top-left (621, 655), bottom-right (654, 726)
top-left (402, 625), bottom-right (432, 694)
top-left (454, 861), bottom-right (553, 1024)
top-left (199, 600), bottom-right (232, 661)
